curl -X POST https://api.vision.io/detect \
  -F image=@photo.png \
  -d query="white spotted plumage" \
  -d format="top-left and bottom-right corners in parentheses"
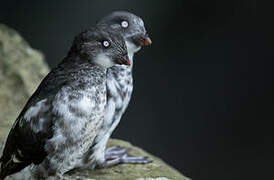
top-left (0, 25), bottom-right (129, 179)
top-left (23, 99), bottom-right (48, 122)
top-left (85, 11), bottom-right (152, 168)
top-left (89, 41), bottom-right (138, 166)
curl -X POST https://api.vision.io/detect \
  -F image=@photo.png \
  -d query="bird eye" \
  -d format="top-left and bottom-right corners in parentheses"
top-left (102, 40), bottom-right (110, 48)
top-left (121, 20), bottom-right (129, 28)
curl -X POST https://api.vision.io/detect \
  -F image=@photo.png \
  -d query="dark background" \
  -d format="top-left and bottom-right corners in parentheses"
top-left (1, 0), bottom-right (273, 179)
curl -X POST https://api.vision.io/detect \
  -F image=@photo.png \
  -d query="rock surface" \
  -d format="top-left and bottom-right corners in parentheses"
top-left (0, 24), bottom-right (49, 142)
top-left (66, 139), bottom-right (190, 180)
top-left (0, 24), bottom-right (190, 180)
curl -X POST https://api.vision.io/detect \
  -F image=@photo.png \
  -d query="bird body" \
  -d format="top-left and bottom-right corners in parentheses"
top-left (87, 58), bottom-right (134, 167)
top-left (86, 11), bottom-right (152, 167)
top-left (1, 59), bottom-right (108, 179)
top-left (0, 25), bottom-right (129, 179)
top-left (34, 62), bottom-right (107, 178)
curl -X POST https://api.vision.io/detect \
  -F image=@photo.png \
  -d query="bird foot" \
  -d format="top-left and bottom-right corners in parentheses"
top-left (101, 146), bottom-right (152, 167)
top-left (105, 145), bottom-right (129, 160)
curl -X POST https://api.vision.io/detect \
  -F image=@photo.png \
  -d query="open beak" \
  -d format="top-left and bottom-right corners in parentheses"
top-left (116, 55), bottom-right (131, 66)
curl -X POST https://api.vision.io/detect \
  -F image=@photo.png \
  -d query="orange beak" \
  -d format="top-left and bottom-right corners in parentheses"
top-left (139, 36), bottom-right (152, 46)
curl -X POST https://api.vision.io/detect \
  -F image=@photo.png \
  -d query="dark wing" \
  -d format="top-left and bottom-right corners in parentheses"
top-left (0, 64), bottom-right (71, 178)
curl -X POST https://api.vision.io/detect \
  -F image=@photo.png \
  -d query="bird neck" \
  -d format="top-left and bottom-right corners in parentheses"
top-left (62, 53), bottom-right (107, 73)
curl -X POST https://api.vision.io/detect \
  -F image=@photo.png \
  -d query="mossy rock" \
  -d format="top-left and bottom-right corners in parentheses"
top-left (0, 24), bottom-right (49, 142)
top-left (66, 139), bottom-right (190, 180)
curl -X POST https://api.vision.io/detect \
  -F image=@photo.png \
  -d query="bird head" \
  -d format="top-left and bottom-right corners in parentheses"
top-left (70, 24), bottom-right (130, 68)
top-left (98, 11), bottom-right (152, 55)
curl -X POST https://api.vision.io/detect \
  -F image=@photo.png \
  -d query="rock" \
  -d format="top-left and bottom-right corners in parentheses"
top-left (66, 139), bottom-right (190, 180)
top-left (136, 178), bottom-right (174, 180)
top-left (0, 24), bottom-right (190, 180)
top-left (0, 24), bottom-right (49, 142)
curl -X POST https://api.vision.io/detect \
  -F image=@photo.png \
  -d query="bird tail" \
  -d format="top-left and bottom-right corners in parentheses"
top-left (0, 159), bottom-right (29, 180)
top-left (0, 168), bottom-right (4, 180)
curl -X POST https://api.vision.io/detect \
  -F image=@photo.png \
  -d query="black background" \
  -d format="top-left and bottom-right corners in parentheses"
top-left (1, 0), bottom-right (273, 179)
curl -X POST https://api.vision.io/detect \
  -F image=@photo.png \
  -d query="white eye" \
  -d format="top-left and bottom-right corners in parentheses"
top-left (121, 20), bottom-right (129, 28)
top-left (102, 40), bottom-right (110, 48)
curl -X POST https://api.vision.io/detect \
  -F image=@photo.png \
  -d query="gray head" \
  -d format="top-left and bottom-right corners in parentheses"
top-left (98, 11), bottom-right (152, 54)
top-left (69, 24), bottom-right (130, 67)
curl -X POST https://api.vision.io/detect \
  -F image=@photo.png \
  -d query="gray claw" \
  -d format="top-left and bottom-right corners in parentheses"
top-left (105, 146), bottom-right (129, 160)
top-left (100, 146), bottom-right (152, 168)
top-left (105, 146), bottom-right (121, 152)
top-left (120, 154), bottom-right (152, 164)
